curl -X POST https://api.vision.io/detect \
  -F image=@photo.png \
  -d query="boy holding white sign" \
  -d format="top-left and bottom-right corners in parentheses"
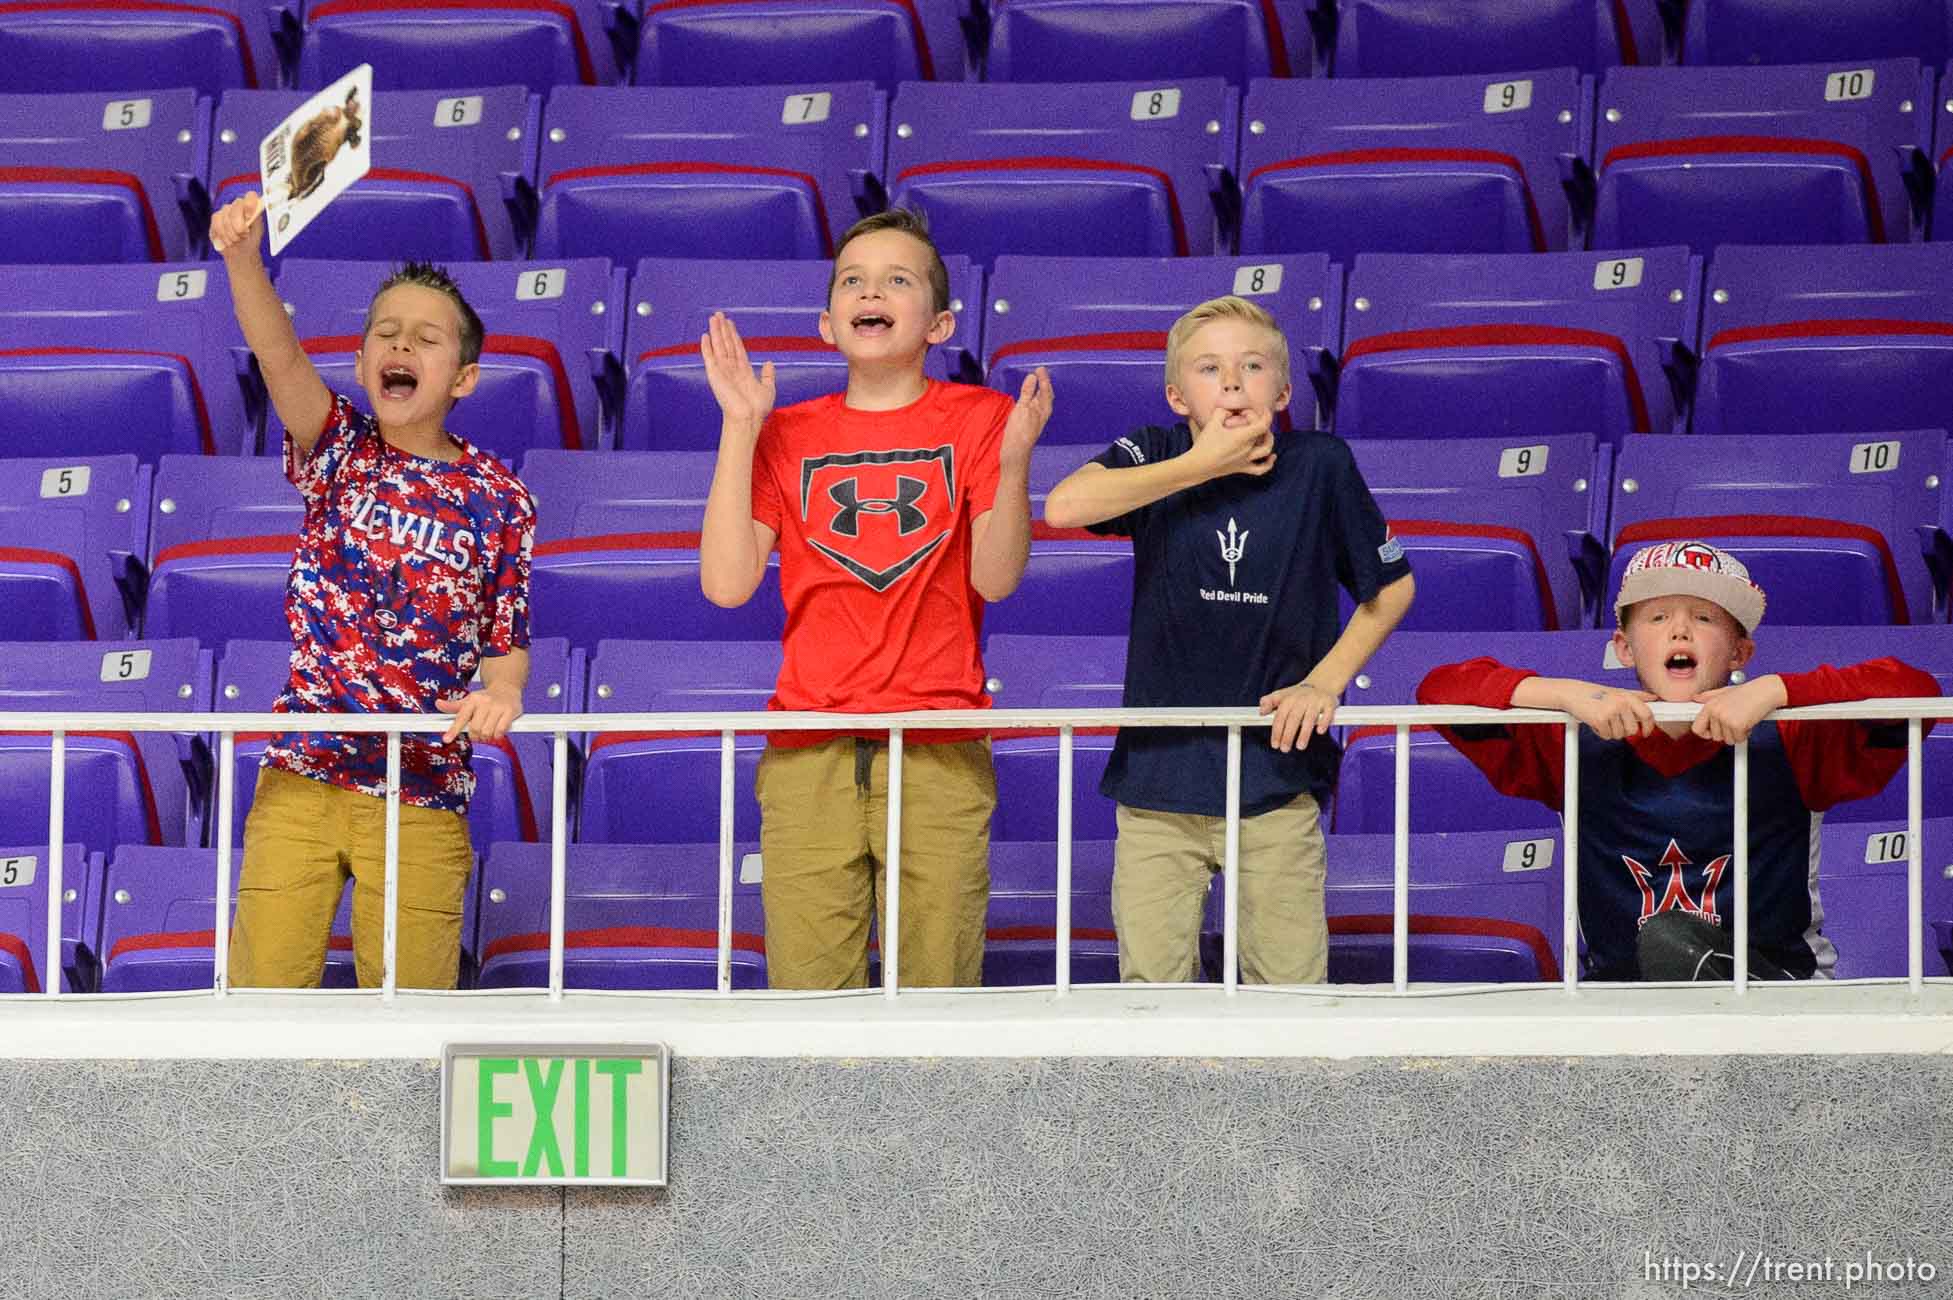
top-left (209, 191), bottom-right (535, 989)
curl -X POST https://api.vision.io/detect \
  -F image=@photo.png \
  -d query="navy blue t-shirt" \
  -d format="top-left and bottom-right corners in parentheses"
top-left (1087, 423), bottom-right (1411, 817)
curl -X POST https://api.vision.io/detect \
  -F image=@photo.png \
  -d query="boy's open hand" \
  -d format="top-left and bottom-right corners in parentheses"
top-left (209, 191), bottom-right (265, 261)
top-left (436, 681), bottom-right (522, 743)
top-left (1691, 674), bottom-right (1787, 745)
top-left (1259, 680), bottom-right (1336, 753)
top-left (1566, 686), bottom-right (1658, 740)
top-left (1000, 366), bottom-right (1053, 465)
top-left (1188, 407), bottom-right (1276, 482)
top-left (700, 310), bottom-right (776, 434)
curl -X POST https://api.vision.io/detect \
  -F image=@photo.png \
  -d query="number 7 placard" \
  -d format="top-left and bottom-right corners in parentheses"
top-left (261, 63), bottom-right (372, 255)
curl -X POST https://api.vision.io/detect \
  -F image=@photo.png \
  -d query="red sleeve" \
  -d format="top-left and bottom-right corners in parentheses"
top-left (964, 388), bottom-right (1010, 517)
top-left (749, 414), bottom-right (784, 535)
top-left (1778, 658), bottom-right (1940, 811)
top-left (1415, 658), bottom-right (1569, 812)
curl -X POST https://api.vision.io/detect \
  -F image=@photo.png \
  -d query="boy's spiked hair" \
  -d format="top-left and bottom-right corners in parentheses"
top-left (829, 207), bottom-right (953, 315)
top-left (364, 261), bottom-right (485, 366)
top-left (1164, 294), bottom-right (1291, 386)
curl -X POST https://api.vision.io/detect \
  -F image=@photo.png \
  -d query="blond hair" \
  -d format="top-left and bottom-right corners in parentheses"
top-left (1164, 295), bottom-right (1290, 386)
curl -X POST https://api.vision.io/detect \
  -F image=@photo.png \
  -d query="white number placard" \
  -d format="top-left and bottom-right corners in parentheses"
top-left (1232, 264), bottom-right (1283, 296)
top-left (1503, 839), bottom-right (1555, 873)
top-left (739, 852), bottom-right (764, 884)
top-left (1130, 88), bottom-right (1181, 120)
top-left (0, 855), bottom-right (35, 888)
top-left (435, 96), bottom-right (484, 127)
top-left (39, 466), bottom-right (90, 498)
top-left (1593, 257), bottom-right (1644, 291)
top-left (102, 98), bottom-right (152, 131)
top-left (100, 649), bottom-right (152, 682)
top-left (1498, 444), bottom-right (1550, 478)
top-left (1850, 440), bottom-right (1899, 474)
top-left (1825, 68), bottom-right (1875, 101)
top-left (157, 269), bottom-right (208, 302)
top-left (782, 92), bottom-right (831, 125)
top-left (1483, 80), bottom-right (1533, 114)
top-left (517, 268), bottom-right (566, 301)
top-left (1864, 831), bottom-right (1908, 865)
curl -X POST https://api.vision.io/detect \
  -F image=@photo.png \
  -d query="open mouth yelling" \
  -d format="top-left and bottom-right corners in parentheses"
top-left (850, 313), bottom-right (894, 337)
top-left (1664, 650), bottom-right (1697, 679)
top-left (379, 365), bottom-right (419, 401)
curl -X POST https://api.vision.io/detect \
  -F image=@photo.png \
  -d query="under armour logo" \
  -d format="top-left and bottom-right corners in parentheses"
top-left (829, 475), bottom-right (929, 537)
top-left (1217, 517), bottom-right (1248, 587)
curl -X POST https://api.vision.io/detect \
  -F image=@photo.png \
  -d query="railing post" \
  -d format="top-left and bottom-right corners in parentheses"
top-left (549, 730), bottom-right (570, 1001)
top-left (1223, 725), bottom-right (1241, 996)
top-left (1392, 723), bottom-right (1410, 994)
top-left (382, 730), bottom-right (401, 1002)
top-left (213, 730), bottom-right (235, 998)
top-left (1908, 718), bottom-right (1924, 996)
top-left (1056, 724), bottom-right (1074, 996)
top-left (43, 730), bottom-right (63, 999)
top-left (884, 728), bottom-right (903, 1000)
top-left (717, 728), bottom-right (735, 995)
top-left (1561, 721), bottom-right (1579, 996)
top-left (1732, 739), bottom-right (1749, 995)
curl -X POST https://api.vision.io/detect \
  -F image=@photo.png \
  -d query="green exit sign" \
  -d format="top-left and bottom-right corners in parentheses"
top-left (441, 1044), bottom-right (669, 1186)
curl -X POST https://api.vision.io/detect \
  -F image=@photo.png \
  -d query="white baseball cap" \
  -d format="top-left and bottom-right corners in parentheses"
top-left (1614, 540), bottom-right (1766, 634)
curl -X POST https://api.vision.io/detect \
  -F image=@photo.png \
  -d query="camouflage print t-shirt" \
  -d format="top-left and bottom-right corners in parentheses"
top-left (265, 393), bottom-right (535, 811)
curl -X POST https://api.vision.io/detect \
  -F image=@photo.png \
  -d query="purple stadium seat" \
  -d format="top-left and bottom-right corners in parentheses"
top-left (1327, 0), bottom-right (1661, 76)
top-left (620, 254), bottom-right (982, 451)
top-left (986, 0), bottom-right (1312, 84)
top-left (0, 262), bottom-right (254, 461)
top-left (1335, 628), bottom-right (1626, 834)
top-left (886, 78), bottom-right (1234, 266)
top-left (0, 0), bottom-right (275, 94)
top-left (987, 531), bottom-right (1133, 641)
top-left (578, 638), bottom-right (778, 845)
top-left (1346, 434), bottom-right (1602, 632)
top-left (1684, 0), bottom-right (1953, 67)
top-left (1695, 244), bottom-right (1953, 438)
top-left (1607, 430), bottom-right (1947, 625)
top-left (985, 634), bottom-right (1125, 843)
top-left (520, 450), bottom-right (784, 646)
top-left (0, 638), bottom-right (209, 857)
top-left (1591, 61), bottom-right (1933, 255)
top-left (96, 845), bottom-right (379, 991)
top-left (1820, 817), bottom-right (1953, 978)
top-left (1336, 247), bottom-right (1700, 444)
top-left (637, 0), bottom-right (968, 89)
top-left (0, 841), bottom-right (94, 993)
top-left (475, 841), bottom-right (768, 989)
top-left (983, 839), bottom-right (1119, 985)
top-left (208, 87), bottom-right (535, 268)
top-left (533, 83), bottom-right (884, 264)
top-left (0, 89), bottom-right (205, 263)
top-left (298, 0), bottom-right (623, 92)
top-left (0, 456), bottom-right (150, 641)
top-left (271, 257), bottom-right (622, 461)
top-left (145, 455), bottom-right (299, 647)
top-left (1238, 69), bottom-right (1585, 261)
top-left (982, 253), bottom-right (1341, 441)
top-left (215, 635), bottom-right (580, 849)
top-left (1314, 830), bottom-right (1567, 982)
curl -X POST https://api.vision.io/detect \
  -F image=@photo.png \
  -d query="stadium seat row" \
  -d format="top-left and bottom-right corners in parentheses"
top-left (9, 62), bottom-right (1953, 271)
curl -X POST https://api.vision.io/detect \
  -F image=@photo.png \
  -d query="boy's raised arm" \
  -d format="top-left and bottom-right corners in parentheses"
top-left (211, 193), bottom-right (332, 456)
top-left (698, 312), bottom-right (778, 608)
top-left (1044, 408), bottom-right (1275, 529)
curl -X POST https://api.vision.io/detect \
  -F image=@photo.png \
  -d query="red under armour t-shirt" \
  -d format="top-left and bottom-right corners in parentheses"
top-left (751, 380), bottom-right (1012, 744)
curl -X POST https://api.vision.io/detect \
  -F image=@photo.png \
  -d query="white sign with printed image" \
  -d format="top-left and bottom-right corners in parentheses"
top-left (261, 63), bottom-right (373, 255)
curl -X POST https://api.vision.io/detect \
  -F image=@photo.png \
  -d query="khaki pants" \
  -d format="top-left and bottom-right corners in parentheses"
top-left (755, 737), bottom-right (994, 990)
top-left (1111, 792), bottom-right (1328, 985)
top-left (227, 767), bottom-right (474, 989)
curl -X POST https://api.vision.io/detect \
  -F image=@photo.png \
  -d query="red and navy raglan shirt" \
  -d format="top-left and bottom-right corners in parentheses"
top-left (266, 393), bottom-right (535, 813)
top-left (1417, 658), bottom-right (1938, 980)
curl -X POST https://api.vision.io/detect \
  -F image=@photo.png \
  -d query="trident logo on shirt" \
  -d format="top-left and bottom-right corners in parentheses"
top-left (1217, 517), bottom-right (1248, 587)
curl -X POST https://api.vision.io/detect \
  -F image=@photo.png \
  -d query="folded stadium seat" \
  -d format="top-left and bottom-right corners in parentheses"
top-left (214, 635), bottom-right (581, 849)
top-left (985, 532), bottom-right (1133, 639)
top-left (982, 253), bottom-right (1341, 442)
top-left (885, 78), bottom-right (1235, 267)
top-left (1683, 0), bottom-right (1953, 67)
top-left (1325, 0), bottom-right (1661, 76)
top-left (1311, 830), bottom-right (1567, 983)
top-left (533, 83), bottom-right (884, 264)
top-left (1694, 244), bottom-right (1953, 438)
top-left (619, 254), bottom-right (983, 451)
top-left (96, 845), bottom-right (385, 991)
top-left (637, 0), bottom-right (968, 89)
top-left (1591, 61), bottom-right (1933, 256)
top-left (519, 448), bottom-right (784, 647)
top-left (145, 455), bottom-right (299, 646)
top-left (1606, 430), bottom-right (1948, 625)
top-left (474, 841), bottom-right (767, 989)
top-left (1237, 68), bottom-right (1586, 262)
top-left (271, 257), bottom-right (621, 462)
top-left (1335, 246), bottom-right (1701, 444)
top-left (0, 842), bottom-right (96, 993)
top-left (0, 455), bottom-right (150, 641)
top-left (983, 839), bottom-right (1120, 985)
top-left (298, 0), bottom-right (623, 92)
top-left (1335, 627), bottom-right (1626, 834)
top-left (208, 86), bottom-right (535, 269)
top-left (0, 89), bottom-right (206, 264)
top-left (0, 0), bottom-right (276, 95)
top-left (1820, 817), bottom-right (1953, 978)
top-left (1345, 433), bottom-right (1602, 633)
top-left (578, 638), bottom-right (778, 844)
top-left (0, 638), bottom-right (210, 856)
top-left (984, 633), bottom-right (1124, 843)
top-left (0, 263), bottom-right (255, 461)
top-left (986, 0), bottom-right (1313, 84)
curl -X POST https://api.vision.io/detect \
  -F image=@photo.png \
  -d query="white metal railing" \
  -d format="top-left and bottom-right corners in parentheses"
top-left (4, 699), bottom-right (1949, 1002)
